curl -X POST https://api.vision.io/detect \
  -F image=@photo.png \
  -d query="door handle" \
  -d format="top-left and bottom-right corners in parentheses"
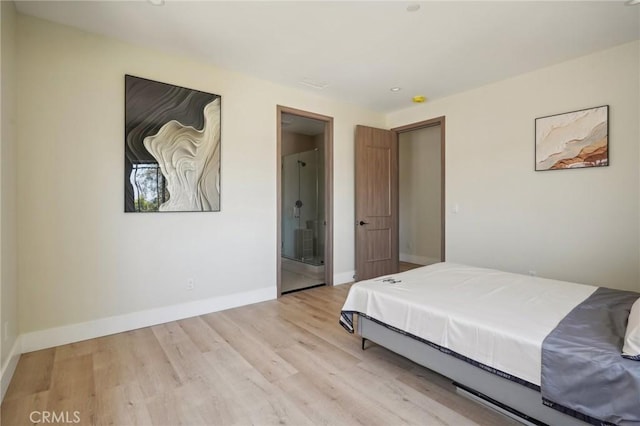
top-left (359, 221), bottom-right (370, 226)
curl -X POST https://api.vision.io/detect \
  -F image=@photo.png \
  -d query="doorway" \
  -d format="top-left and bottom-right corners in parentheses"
top-left (277, 106), bottom-right (333, 296)
top-left (397, 124), bottom-right (444, 272)
top-left (354, 117), bottom-right (444, 281)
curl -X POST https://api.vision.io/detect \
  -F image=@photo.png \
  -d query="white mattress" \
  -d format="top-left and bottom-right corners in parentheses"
top-left (341, 262), bottom-right (597, 386)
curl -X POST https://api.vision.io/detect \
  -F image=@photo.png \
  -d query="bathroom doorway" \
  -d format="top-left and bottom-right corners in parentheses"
top-left (277, 106), bottom-right (333, 296)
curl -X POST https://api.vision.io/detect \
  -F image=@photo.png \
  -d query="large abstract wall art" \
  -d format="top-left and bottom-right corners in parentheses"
top-left (535, 105), bottom-right (608, 171)
top-left (125, 75), bottom-right (221, 212)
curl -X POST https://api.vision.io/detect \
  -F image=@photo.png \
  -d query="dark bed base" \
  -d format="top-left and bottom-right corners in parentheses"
top-left (357, 316), bottom-right (588, 426)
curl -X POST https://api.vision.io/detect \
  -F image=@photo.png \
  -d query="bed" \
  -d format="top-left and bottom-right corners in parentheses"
top-left (340, 262), bottom-right (640, 426)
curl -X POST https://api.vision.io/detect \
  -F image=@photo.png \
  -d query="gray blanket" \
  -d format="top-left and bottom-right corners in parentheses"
top-left (541, 287), bottom-right (640, 425)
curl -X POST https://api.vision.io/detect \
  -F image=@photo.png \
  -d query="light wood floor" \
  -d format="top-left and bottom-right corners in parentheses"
top-left (281, 269), bottom-right (324, 294)
top-left (1, 285), bottom-right (517, 426)
top-left (399, 261), bottom-right (424, 273)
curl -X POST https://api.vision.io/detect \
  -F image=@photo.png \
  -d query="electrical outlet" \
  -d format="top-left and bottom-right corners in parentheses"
top-left (187, 278), bottom-right (195, 291)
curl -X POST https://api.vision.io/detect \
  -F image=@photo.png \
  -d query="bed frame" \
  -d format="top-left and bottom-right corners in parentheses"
top-left (358, 316), bottom-right (588, 426)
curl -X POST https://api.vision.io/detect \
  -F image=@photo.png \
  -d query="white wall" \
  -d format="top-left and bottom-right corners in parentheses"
top-left (1, 0), bottom-right (20, 388)
top-left (399, 126), bottom-right (441, 265)
top-left (388, 41), bottom-right (640, 291)
top-left (16, 15), bottom-right (384, 337)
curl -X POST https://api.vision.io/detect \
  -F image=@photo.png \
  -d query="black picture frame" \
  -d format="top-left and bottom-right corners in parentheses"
top-left (124, 75), bottom-right (221, 212)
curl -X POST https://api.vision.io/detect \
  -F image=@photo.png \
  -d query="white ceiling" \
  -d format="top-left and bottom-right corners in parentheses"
top-left (15, 1), bottom-right (640, 113)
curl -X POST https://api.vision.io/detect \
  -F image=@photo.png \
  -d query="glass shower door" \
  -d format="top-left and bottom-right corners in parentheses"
top-left (282, 149), bottom-right (321, 264)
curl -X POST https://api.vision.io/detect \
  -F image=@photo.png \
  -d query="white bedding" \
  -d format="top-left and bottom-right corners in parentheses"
top-left (341, 262), bottom-right (597, 386)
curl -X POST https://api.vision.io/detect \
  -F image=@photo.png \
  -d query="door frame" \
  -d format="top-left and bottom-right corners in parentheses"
top-left (392, 116), bottom-right (446, 262)
top-left (276, 105), bottom-right (334, 297)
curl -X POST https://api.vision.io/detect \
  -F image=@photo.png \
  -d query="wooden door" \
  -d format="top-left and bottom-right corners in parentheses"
top-left (354, 125), bottom-right (398, 281)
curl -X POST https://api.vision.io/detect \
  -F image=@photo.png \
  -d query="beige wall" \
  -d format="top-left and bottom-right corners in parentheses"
top-left (1, 0), bottom-right (19, 372)
top-left (8, 11), bottom-right (640, 347)
top-left (388, 41), bottom-right (640, 291)
top-left (399, 126), bottom-right (441, 265)
top-left (16, 14), bottom-right (384, 335)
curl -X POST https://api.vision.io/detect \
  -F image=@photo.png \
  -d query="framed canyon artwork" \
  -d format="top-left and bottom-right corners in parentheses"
top-left (535, 105), bottom-right (608, 171)
top-left (124, 75), bottom-right (221, 212)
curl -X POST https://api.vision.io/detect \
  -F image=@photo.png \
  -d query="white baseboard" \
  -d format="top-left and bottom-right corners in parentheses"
top-left (1, 336), bottom-right (22, 402)
top-left (400, 253), bottom-right (440, 266)
top-left (334, 270), bottom-right (355, 285)
top-left (21, 286), bottom-right (275, 354)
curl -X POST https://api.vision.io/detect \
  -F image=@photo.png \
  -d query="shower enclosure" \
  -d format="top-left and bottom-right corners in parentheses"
top-left (281, 148), bottom-right (324, 267)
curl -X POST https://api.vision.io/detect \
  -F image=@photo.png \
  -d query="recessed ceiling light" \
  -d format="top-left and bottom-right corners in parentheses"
top-left (412, 95), bottom-right (427, 103)
top-left (390, 87), bottom-right (402, 92)
top-left (406, 4), bottom-right (421, 12)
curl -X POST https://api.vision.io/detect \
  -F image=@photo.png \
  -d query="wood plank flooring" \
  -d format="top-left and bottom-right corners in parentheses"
top-left (399, 261), bottom-right (423, 273)
top-left (1, 285), bottom-right (517, 426)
